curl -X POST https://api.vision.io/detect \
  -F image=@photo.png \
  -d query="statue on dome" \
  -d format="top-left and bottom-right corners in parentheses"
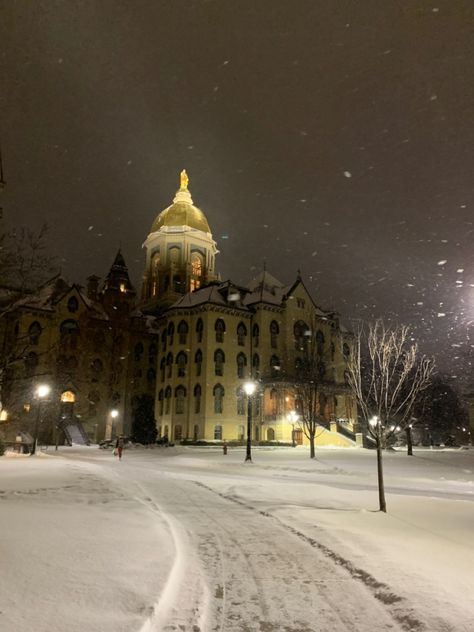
top-left (180, 169), bottom-right (189, 190)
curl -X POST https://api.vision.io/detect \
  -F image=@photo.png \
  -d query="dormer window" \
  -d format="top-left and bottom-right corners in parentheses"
top-left (67, 296), bottom-right (79, 313)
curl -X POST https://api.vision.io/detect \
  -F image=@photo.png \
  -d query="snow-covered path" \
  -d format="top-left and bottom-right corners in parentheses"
top-left (1, 446), bottom-right (474, 631)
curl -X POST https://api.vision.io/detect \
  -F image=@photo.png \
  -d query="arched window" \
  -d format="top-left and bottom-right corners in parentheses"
top-left (214, 349), bottom-right (225, 376)
top-left (215, 318), bottom-right (226, 343)
top-left (60, 320), bottom-right (79, 350)
top-left (91, 358), bottom-right (103, 382)
top-left (67, 296), bottom-right (79, 313)
top-left (270, 355), bottom-right (280, 378)
top-left (147, 367), bottom-right (156, 384)
top-left (294, 321), bottom-right (309, 352)
top-left (252, 353), bottom-right (260, 378)
top-left (158, 389), bottom-right (164, 416)
top-left (344, 370), bottom-right (350, 385)
top-left (252, 323), bottom-right (259, 348)
top-left (166, 352), bottom-right (173, 378)
top-left (28, 321), bottom-right (42, 345)
top-left (165, 386), bottom-right (172, 414)
top-left (330, 342), bottom-right (335, 361)
top-left (160, 357), bottom-right (166, 382)
top-left (213, 384), bottom-right (224, 414)
top-left (161, 329), bottom-right (167, 352)
top-left (270, 320), bottom-right (279, 349)
top-left (319, 392), bottom-right (327, 420)
top-left (194, 384), bottom-right (201, 414)
top-left (343, 342), bottom-right (350, 360)
top-left (178, 320), bottom-right (189, 344)
top-left (237, 322), bottom-right (247, 346)
top-left (167, 322), bottom-right (175, 345)
top-left (134, 342), bottom-right (144, 361)
top-left (267, 428), bottom-right (275, 441)
top-left (25, 351), bottom-right (38, 377)
top-left (214, 425), bottom-right (223, 440)
top-left (176, 351), bottom-right (187, 377)
top-left (317, 361), bottom-right (326, 380)
top-left (236, 387), bottom-right (245, 415)
top-left (195, 349), bottom-right (202, 376)
top-left (174, 424), bottom-right (183, 441)
top-left (196, 318), bottom-right (204, 343)
top-left (316, 330), bottom-right (325, 355)
top-left (236, 352), bottom-right (247, 378)
top-left (175, 386), bottom-right (186, 414)
top-left (190, 252), bottom-right (203, 291)
top-left (149, 343), bottom-right (157, 364)
top-left (169, 246), bottom-right (180, 263)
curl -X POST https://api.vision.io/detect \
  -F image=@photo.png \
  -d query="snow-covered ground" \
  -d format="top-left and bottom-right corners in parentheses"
top-left (1, 445), bottom-right (473, 632)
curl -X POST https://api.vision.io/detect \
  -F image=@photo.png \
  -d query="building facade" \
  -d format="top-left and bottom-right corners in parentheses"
top-left (144, 173), bottom-right (357, 447)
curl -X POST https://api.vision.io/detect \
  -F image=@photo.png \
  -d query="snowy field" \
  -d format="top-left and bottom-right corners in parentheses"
top-left (1, 445), bottom-right (473, 632)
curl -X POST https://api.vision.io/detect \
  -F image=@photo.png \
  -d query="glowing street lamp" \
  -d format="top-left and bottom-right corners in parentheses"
top-left (31, 384), bottom-right (51, 455)
top-left (288, 410), bottom-right (299, 447)
top-left (110, 409), bottom-right (119, 439)
top-left (243, 381), bottom-right (256, 462)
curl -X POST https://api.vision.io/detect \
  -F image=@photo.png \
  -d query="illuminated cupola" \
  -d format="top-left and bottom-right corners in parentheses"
top-left (141, 170), bottom-right (219, 311)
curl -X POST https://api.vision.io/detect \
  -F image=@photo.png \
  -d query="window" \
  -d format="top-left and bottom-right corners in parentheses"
top-left (169, 246), bottom-right (180, 263)
top-left (88, 390), bottom-right (100, 417)
top-left (147, 368), bottom-right (156, 385)
top-left (165, 387), bottom-right (172, 414)
top-left (134, 342), bottom-right (144, 361)
top-left (344, 370), bottom-right (350, 385)
top-left (176, 351), bottom-right (187, 377)
top-left (214, 425), bottom-right (223, 440)
top-left (158, 390), bottom-right (164, 416)
top-left (195, 349), bottom-right (202, 376)
top-left (297, 298), bottom-right (305, 309)
top-left (252, 323), bottom-right (259, 348)
top-left (67, 296), bottom-right (79, 313)
top-left (330, 342), bottom-right (335, 361)
top-left (295, 357), bottom-right (303, 379)
top-left (25, 351), bottom-right (38, 377)
top-left (237, 322), bottom-right (247, 346)
top-left (196, 318), bottom-right (204, 343)
top-left (190, 252), bottom-right (203, 291)
top-left (60, 320), bottom-right (79, 350)
top-left (236, 388), bottom-right (245, 415)
top-left (215, 318), bottom-right (225, 343)
top-left (166, 353), bottom-right (173, 378)
top-left (270, 388), bottom-right (277, 416)
top-left (267, 428), bottom-right (275, 441)
top-left (319, 392), bottom-right (327, 418)
top-left (175, 386), bottom-right (186, 414)
top-left (91, 358), bottom-right (103, 382)
top-left (178, 320), bottom-right (188, 344)
top-left (213, 384), bottom-right (224, 414)
top-left (194, 384), bottom-right (201, 414)
top-left (160, 358), bottom-right (166, 382)
top-left (167, 322), bottom-right (174, 345)
top-left (174, 424), bottom-right (183, 441)
top-left (252, 353), bottom-right (260, 377)
top-left (294, 321), bottom-right (309, 352)
top-left (316, 330), bottom-right (325, 355)
top-left (193, 424), bottom-right (199, 441)
top-left (28, 321), bottom-right (42, 345)
top-left (161, 329), bottom-right (167, 352)
top-left (149, 343), bottom-right (157, 364)
top-left (270, 355), bottom-right (280, 378)
top-left (343, 343), bottom-right (350, 360)
top-left (214, 349), bottom-right (225, 376)
top-left (236, 352), bottom-right (247, 378)
top-left (237, 425), bottom-right (245, 441)
top-left (270, 320), bottom-right (279, 349)
top-left (317, 361), bottom-right (326, 380)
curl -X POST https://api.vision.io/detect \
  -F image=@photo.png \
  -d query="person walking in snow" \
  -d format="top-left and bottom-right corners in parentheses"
top-left (115, 435), bottom-right (124, 460)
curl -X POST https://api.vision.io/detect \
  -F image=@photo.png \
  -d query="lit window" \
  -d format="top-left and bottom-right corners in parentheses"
top-left (120, 283), bottom-right (126, 293)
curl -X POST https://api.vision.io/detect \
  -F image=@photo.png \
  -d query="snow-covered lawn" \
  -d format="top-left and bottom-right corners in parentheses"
top-left (1, 445), bottom-right (473, 631)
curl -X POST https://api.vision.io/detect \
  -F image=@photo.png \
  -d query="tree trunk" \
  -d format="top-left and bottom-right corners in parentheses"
top-left (309, 432), bottom-right (315, 459)
top-left (376, 435), bottom-right (387, 512)
top-left (406, 426), bottom-right (413, 456)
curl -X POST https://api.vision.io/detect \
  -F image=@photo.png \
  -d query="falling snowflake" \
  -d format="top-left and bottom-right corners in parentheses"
top-left (437, 260), bottom-right (447, 266)
top-left (343, 171), bottom-right (352, 178)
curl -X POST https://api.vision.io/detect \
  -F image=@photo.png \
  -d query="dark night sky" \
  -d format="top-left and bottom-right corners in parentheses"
top-left (1, 1), bottom-right (473, 384)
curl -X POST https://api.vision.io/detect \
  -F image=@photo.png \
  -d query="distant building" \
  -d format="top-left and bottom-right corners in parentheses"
top-left (0, 252), bottom-right (157, 443)
top-left (142, 172), bottom-right (357, 446)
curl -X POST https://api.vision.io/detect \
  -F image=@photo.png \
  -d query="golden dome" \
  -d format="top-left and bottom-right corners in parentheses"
top-left (150, 171), bottom-right (211, 233)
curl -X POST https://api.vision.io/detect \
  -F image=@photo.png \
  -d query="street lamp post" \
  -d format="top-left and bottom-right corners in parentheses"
top-left (369, 415), bottom-right (386, 513)
top-left (31, 384), bottom-right (51, 455)
top-left (288, 410), bottom-right (299, 447)
top-left (244, 381), bottom-right (256, 462)
top-left (110, 409), bottom-right (119, 440)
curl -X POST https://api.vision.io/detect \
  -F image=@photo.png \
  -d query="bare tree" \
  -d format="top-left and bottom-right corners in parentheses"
top-left (292, 319), bottom-right (333, 459)
top-left (346, 320), bottom-right (434, 512)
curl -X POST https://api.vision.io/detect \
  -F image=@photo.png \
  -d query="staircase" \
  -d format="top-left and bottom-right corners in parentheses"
top-left (63, 420), bottom-right (90, 446)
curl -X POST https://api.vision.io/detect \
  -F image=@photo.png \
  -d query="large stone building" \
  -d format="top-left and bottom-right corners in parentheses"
top-left (143, 172), bottom-right (357, 447)
top-left (0, 251), bottom-right (157, 443)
